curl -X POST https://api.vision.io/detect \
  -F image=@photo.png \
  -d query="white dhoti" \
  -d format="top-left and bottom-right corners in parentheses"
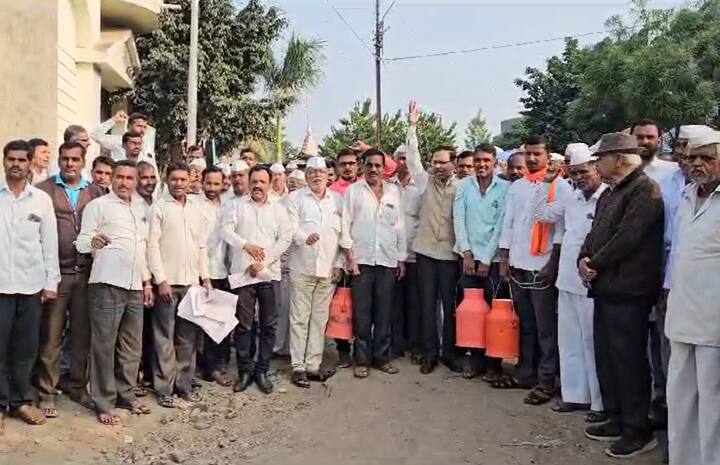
top-left (273, 256), bottom-right (291, 355)
top-left (667, 341), bottom-right (720, 465)
top-left (558, 290), bottom-right (603, 411)
top-left (289, 271), bottom-right (336, 372)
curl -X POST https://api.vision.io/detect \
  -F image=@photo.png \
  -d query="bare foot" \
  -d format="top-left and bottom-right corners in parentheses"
top-left (97, 412), bottom-right (120, 425)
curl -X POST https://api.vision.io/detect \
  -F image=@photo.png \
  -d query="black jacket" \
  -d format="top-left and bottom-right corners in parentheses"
top-left (579, 168), bottom-right (664, 303)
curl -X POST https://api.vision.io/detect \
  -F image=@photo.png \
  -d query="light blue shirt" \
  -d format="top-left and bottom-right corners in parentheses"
top-left (453, 174), bottom-right (509, 264)
top-left (54, 175), bottom-right (89, 209)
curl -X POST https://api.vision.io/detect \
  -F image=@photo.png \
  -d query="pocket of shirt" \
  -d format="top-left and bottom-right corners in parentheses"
top-left (17, 218), bottom-right (40, 239)
top-left (380, 203), bottom-right (399, 226)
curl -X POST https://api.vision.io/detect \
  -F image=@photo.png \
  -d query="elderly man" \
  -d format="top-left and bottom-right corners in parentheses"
top-left (497, 135), bottom-right (565, 405)
top-left (530, 143), bottom-right (605, 422)
top-left (0, 140), bottom-right (59, 432)
top-left (77, 160), bottom-right (154, 425)
top-left (664, 130), bottom-right (720, 465)
top-left (505, 151), bottom-right (528, 182)
top-left (224, 160), bottom-right (250, 202)
top-left (222, 166), bottom-right (292, 393)
top-left (285, 157), bottom-right (343, 387)
top-left (341, 149), bottom-right (406, 378)
top-left (91, 111), bottom-right (155, 161)
top-left (390, 143), bottom-right (422, 361)
top-left (453, 143), bottom-right (509, 379)
top-left (147, 162), bottom-right (211, 408)
top-left (403, 101), bottom-right (461, 375)
top-left (579, 132), bottom-right (663, 458)
top-left (34, 142), bottom-right (104, 417)
top-left (63, 125), bottom-right (91, 149)
top-left (270, 163), bottom-right (288, 199)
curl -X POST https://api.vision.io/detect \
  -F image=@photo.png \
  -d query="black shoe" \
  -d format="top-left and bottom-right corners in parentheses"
top-left (255, 372), bottom-right (273, 394)
top-left (604, 434), bottom-right (658, 459)
top-left (337, 351), bottom-right (352, 369)
top-left (420, 359), bottom-right (437, 375)
top-left (233, 373), bottom-right (253, 393)
top-left (442, 358), bottom-right (463, 374)
top-left (585, 421), bottom-right (622, 442)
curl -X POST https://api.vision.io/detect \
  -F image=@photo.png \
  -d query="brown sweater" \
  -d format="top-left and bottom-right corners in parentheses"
top-left (412, 176), bottom-right (458, 261)
top-left (36, 177), bottom-right (105, 273)
top-left (579, 168), bottom-right (664, 302)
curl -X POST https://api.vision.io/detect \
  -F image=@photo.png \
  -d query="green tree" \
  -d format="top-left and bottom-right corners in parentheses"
top-left (115, 0), bottom-right (287, 165)
top-left (264, 34), bottom-right (325, 162)
top-left (513, 38), bottom-right (583, 151)
top-left (320, 99), bottom-right (457, 165)
top-left (464, 108), bottom-right (492, 149)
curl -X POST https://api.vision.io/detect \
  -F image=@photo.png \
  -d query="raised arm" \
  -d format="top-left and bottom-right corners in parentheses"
top-left (90, 113), bottom-right (125, 152)
top-left (405, 101), bottom-right (429, 191)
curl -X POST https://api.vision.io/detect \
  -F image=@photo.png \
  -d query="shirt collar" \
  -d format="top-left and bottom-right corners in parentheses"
top-left (54, 174), bottom-right (89, 189)
top-left (575, 183), bottom-right (608, 201)
top-left (470, 173), bottom-right (498, 191)
top-left (0, 181), bottom-right (33, 197)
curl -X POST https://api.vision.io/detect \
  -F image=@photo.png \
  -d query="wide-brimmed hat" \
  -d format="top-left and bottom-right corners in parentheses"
top-left (593, 132), bottom-right (643, 156)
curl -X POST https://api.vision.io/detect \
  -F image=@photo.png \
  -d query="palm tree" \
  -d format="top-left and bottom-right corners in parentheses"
top-left (264, 34), bottom-right (325, 162)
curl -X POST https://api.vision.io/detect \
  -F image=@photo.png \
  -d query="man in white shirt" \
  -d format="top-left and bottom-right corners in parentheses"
top-left (76, 160), bottom-right (154, 425)
top-left (221, 166), bottom-right (292, 394)
top-left (121, 132), bottom-right (156, 168)
top-left (196, 166), bottom-right (232, 387)
top-left (665, 130), bottom-right (720, 465)
top-left (91, 111), bottom-right (155, 161)
top-left (0, 140), bottom-right (60, 432)
top-left (147, 162), bottom-right (211, 407)
top-left (223, 160), bottom-right (250, 202)
top-left (632, 119), bottom-right (677, 184)
top-left (341, 149), bottom-right (407, 378)
top-left (530, 143), bottom-right (605, 421)
top-left (498, 135), bottom-right (564, 405)
top-left (28, 138), bottom-right (51, 185)
top-left (270, 163), bottom-right (288, 199)
top-left (285, 157), bottom-right (343, 388)
top-left (390, 144), bottom-right (421, 362)
top-left (239, 148), bottom-right (259, 168)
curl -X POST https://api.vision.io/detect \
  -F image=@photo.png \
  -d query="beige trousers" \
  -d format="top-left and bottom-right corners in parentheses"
top-left (289, 272), bottom-right (336, 372)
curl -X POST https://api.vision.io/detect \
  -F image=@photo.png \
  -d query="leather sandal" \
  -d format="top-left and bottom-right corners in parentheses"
top-left (307, 368), bottom-right (336, 382)
top-left (291, 371), bottom-right (311, 388)
top-left (375, 363), bottom-right (399, 375)
top-left (353, 366), bottom-right (369, 378)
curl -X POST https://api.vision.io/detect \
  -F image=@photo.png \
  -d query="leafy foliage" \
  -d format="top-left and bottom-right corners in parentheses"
top-left (464, 108), bottom-right (492, 149)
top-left (114, 0), bottom-right (288, 164)
top-left (320, 100), bottom-right (457, 165)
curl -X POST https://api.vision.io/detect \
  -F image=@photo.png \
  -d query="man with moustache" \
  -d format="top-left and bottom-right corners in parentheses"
top-left (341, 149), bottom-right (406, 378)
top-left (147, 162), bottom-right (211, 407)
top-left (285, 157), bottom-right (343, 387)
top-left (505, 151), bottom-right (528, 182)
top-left (90, 156), bottom-right (114, 193)
top-left (665, 130), bottom-right (720, 465)
top-left (91, 111), bottom-right (155, 161)
top-left (197, 166), bottom-right (232, 387)
top-left (76, 160), bottom-right (154, 424)
top-left (454, 151), bottom-right (475, 180)
top-left (498, 135), bottom-right (564, 405)
top-left (0, 140), bottom-right (59, 433)
top-left (34, 142), bottom-right (104, 417)
top-left (221, 166), bottom-right (292, 394)
top-left (223, 160), bottom-right (250, 202)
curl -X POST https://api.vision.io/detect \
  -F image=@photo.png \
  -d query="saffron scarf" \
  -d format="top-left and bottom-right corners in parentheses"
top-left (526, 167), bottom-right (556, 256)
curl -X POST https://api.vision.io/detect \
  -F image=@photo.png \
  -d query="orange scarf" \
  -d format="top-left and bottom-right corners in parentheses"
top-left (526, 167), bottom-right (556, 256)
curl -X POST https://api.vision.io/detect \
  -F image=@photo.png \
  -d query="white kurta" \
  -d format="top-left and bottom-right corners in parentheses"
top-left (666, 182), bottom-right (720, 465)
top-left (531, 182), bottom-right (606, 410)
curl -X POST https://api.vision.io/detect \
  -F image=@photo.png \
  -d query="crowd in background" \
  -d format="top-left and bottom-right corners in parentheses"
top-left (1, 101), bottom-right (719, 465)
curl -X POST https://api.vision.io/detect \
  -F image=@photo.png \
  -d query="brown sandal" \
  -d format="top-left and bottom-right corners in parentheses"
top-left (38, 399), bottom-right (58, 418)
top-left (375, 363), bottom-right (399, 375)
top-left (11, 405), bottom-right (47, 425)
top-left (118, 400), bottom-right (151, 415)
top-left (211, 369), bottom-right (232, 387)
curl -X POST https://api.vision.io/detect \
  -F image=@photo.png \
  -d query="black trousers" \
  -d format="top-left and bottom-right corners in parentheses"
top-left (460, 262), bottom-right (507, 372)
top-left (233, 281), bottom-right (276, 374)
top-left (594, 298), bottom-right (652, 438)
top-left (510, 268), bottom-right (558, 389)
top-left (417, 254), bottom-right (460, 363)
top-left (0, 293), bottom-right (41, 410)
top-left (351, 265), bottom-right (395, 366)
top-left (200, 279), bottom-right (231, 375)
top-left (392, 262), bottom-right (420, 356)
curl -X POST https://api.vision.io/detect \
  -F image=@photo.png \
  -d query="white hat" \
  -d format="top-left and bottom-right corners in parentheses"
top-left (189, 158), bottom-right (207, 170)
top-left (270, 163), bottom-right (285, 174)
top-left (688, 130), bottom-right (720, 149)
top-left (286, 161), bottom-right (299, 172)
top-left (393, 145), bottom-right (408, 157)
top-left (231, 160), bottom-right (249, 173)
top-left (288, 169), bottom-right (305, 180)
top-left (550, 152), bottom-right (565, 162)
top-left (217, 162), bottom-right (231, 176)
top-left (306, 156), bottom-right (327, 170)
top-left (678, 125), bottom-right (714, 140)
top-left (565, 143), bottom-right (597, 166)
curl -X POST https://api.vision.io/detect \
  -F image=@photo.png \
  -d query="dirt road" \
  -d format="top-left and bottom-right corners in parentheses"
top-left (0, 358), bottom-right (663, 465)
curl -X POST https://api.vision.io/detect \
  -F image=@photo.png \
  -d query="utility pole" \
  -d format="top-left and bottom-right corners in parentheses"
top-left (374, 0), bottom-right (383, 145)
top-left (186, 0), bottom-right (199, 146)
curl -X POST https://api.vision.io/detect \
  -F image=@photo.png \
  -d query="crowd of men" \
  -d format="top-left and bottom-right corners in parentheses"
top-left (0, 103), bottom-right (718, 465)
